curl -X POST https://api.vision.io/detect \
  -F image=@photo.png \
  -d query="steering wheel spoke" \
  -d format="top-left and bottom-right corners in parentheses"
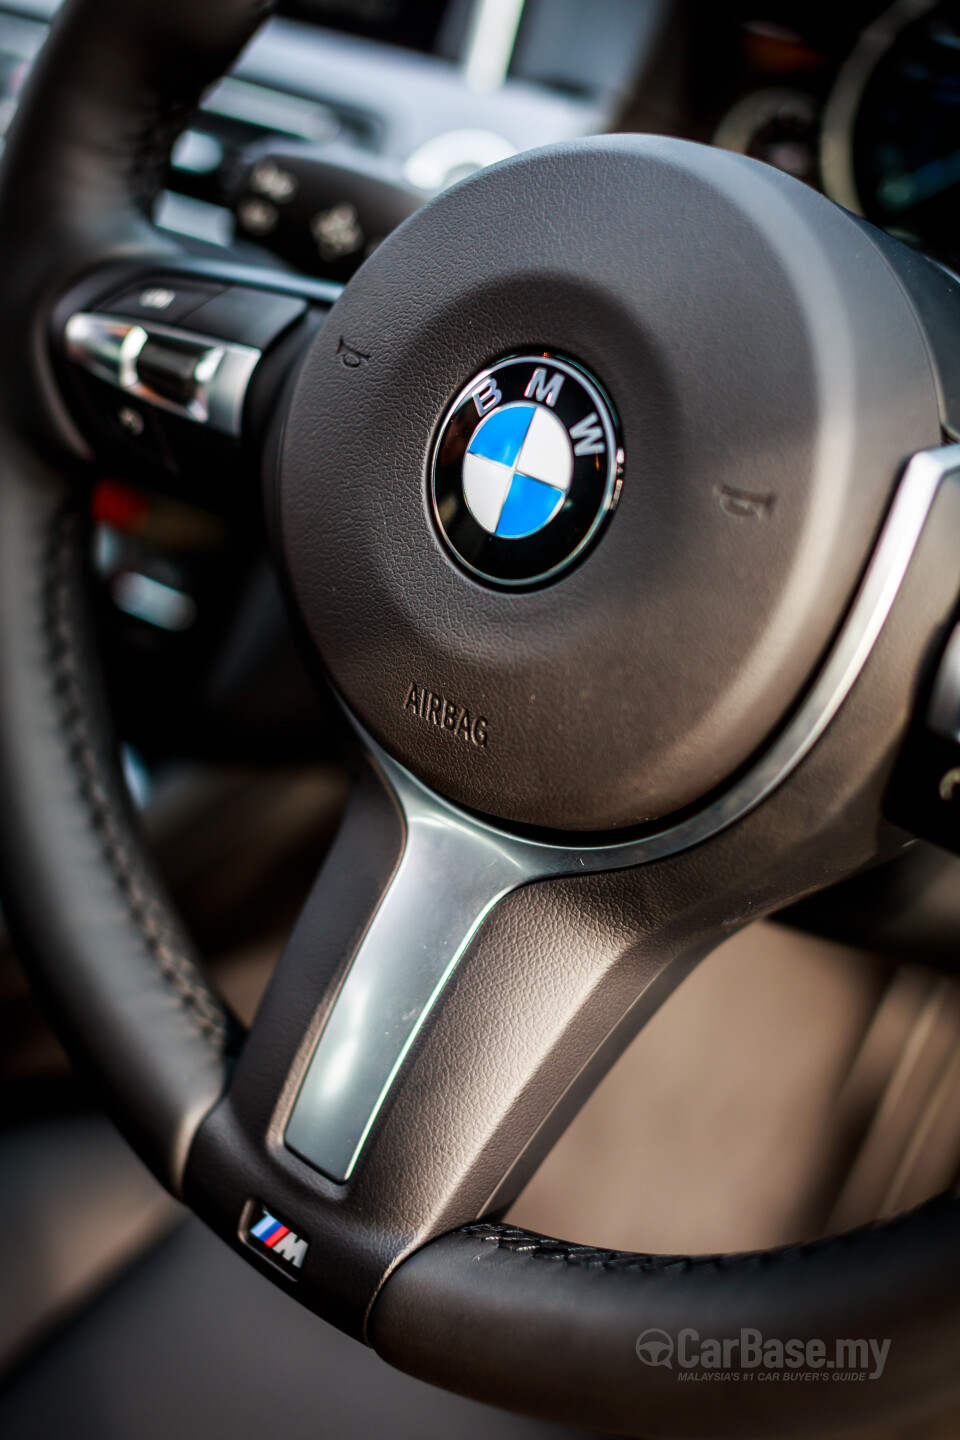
top-left (187, 434), bottom-right (960, 1332)
top-left (188, 742), bottom-right (726, 1331)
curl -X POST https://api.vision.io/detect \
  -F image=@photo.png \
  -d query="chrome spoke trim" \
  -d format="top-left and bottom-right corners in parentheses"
top-left (285, 445), bottom-right (960, 1184)
top-left (284, 783), bottom-right (533, 1182)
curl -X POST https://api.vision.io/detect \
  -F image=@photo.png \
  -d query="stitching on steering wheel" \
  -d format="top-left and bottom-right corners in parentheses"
top-left (44, 500), bottom-right (231, 1046)
top-left (459, 1200), bottom-right (957, 1271)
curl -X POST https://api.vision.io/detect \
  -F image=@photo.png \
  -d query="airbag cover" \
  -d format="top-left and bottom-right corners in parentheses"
top-left (277, 136), bottom-right (939, 832)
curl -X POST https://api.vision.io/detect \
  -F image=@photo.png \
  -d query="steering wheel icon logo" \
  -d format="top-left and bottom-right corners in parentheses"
top-left (635, 1329), bottom-right (675, 1368)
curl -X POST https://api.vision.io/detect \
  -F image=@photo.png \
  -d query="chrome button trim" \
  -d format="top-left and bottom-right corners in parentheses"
top-left (64, 312), bottom-right (261, 436)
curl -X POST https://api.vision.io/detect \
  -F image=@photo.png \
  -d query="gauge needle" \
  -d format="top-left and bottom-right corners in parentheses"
top-left (878, 148), bottom-right (960, 211)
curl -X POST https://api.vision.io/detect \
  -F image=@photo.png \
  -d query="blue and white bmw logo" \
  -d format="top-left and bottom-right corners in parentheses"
top-left (431, 353), bottom-right (622, 587)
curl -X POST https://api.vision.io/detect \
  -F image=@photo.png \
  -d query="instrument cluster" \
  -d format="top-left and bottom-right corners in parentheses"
top-left (707, 1), bottom-right (960, 266)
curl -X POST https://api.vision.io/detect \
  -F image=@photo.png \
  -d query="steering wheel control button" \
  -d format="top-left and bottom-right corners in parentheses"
top-left (102, 277), bottom-right (227, 325)
top-left (927, 620), bottom-right (960, 744)
top-left (939, 767), bottom-right (960, 803)
top-left (135, 334), bottom-right (222, 408)
top-left (181, 287), bottom-right (307, 349)
top-left (64, 312), bottom-right (261, 435)
top-left (431, 354), bottom-right (621, 587)
top-left (887, 607), bottom-right (960, 857)
top-left (886, 721), bottom-right (960, 857)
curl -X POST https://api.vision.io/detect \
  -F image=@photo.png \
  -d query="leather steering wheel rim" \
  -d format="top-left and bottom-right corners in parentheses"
top-left (0, 4), bottom-right (959, 1438)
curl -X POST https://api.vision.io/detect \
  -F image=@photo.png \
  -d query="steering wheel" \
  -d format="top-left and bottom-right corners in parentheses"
top-left (2, 1), bottom-right (960, 1434)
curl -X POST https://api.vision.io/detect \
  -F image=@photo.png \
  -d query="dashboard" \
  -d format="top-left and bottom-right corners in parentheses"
top-left (0, 2), bottom-right (958, 265)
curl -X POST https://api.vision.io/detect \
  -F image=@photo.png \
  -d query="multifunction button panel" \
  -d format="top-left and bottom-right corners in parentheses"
top-left (60, 276), bottom-right (310, 490)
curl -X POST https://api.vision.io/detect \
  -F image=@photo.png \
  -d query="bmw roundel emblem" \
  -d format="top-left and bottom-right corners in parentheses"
top-left (431, 353), bottom-right (623, 587)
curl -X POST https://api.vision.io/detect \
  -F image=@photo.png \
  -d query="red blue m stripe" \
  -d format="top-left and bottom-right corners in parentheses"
top-left (251, 1211), bottom-right (290, 1249)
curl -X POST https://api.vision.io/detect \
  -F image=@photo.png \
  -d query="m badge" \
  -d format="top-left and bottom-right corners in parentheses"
top-left (247, 1206), bottom-right (308, 1273)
